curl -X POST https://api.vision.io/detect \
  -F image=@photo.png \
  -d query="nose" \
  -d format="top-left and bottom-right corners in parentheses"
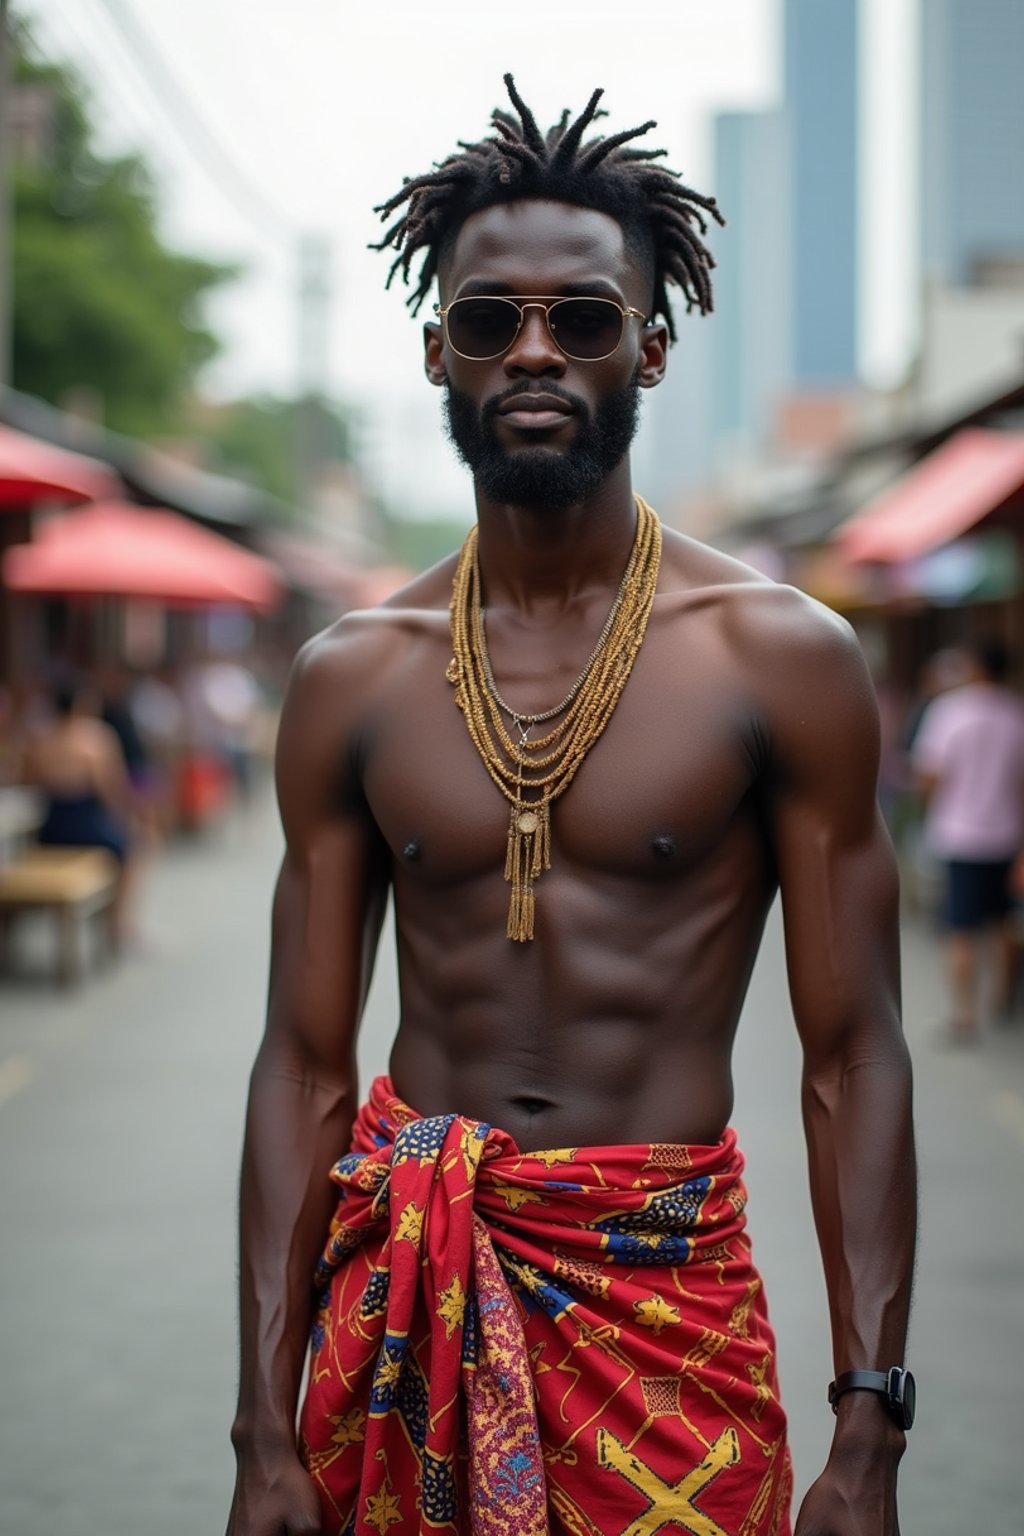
top-left (502, 303), bottom-right (567, 378)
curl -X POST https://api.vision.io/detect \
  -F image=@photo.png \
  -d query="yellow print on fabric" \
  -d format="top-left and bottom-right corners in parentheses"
top-left (597, 1426), bottom-right (742, 1536)
top-left (395, 1201), bottom-right (424, 1245)
top-left (437, 1274), bottom-right (468, 1340)
top-left (633, 1295), bottom-right (682, 1335)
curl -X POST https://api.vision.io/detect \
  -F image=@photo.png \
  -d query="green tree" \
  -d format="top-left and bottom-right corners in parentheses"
top-left (11, 28), bottom-right (235, 437)
top-left (196, 392), bottom-right (355, 507)
top-left (378, 509), bottom-right (472, 572)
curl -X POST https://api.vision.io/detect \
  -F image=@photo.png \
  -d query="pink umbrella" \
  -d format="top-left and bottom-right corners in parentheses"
top-left (0, 423), bottom-right (121, 506)
top-left (3, 500), bottom-right (283, 612)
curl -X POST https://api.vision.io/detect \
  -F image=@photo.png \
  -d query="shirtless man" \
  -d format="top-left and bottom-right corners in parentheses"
top-left (228, 80), bottom-right (915, 1536)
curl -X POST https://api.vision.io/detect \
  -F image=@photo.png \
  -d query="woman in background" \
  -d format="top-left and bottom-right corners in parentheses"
top-left (23, 677), bottom-right (142, 944)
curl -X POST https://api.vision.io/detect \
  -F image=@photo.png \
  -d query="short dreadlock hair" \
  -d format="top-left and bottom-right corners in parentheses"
top-left (373, 75), bottom-right (725, 343)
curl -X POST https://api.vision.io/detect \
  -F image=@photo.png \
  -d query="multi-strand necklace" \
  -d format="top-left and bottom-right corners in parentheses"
top-left (446, 495), bottom-right (662, 941)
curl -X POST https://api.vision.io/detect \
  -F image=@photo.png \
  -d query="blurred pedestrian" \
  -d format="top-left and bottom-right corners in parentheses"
top-left (130, 666), bottom-right (186, 835)
top-left (22, 677), bottom-right (144, 945)
top-left (901, 647), bottom-right (971, 911)
top-left (100, 667), bottom-right (169, 837)
top-left (904, 646), bottom-right (971, 749)
top-left (0, 685), bottom-right (20, 786)
top-left (183, 657), bottom-right (261, 799)
top-left (913, 639), bottom-right (1024, 1040)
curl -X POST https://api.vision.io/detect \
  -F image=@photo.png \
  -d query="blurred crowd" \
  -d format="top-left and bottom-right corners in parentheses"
top-left (0, 658), bottom-right (279, 948)
top-left (878, 637), bottom-right (1024, 1043)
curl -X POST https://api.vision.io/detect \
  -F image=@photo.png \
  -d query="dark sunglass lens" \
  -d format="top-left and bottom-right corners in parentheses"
top-left (550, 298), bottom-right (622, 359)
top-left (447, 298), bottom-right (519, 358)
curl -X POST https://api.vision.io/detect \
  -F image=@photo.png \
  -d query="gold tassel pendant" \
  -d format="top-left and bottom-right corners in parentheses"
top-left (448, 498), bottom-right (662, 943)
top-left (505, 801), bottom-right (551, 941)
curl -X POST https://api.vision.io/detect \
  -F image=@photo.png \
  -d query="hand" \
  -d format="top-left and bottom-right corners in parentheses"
top-left (226, 1443), bottom-right (323, 1536)
top-left (794, 1434), bottom-right (902, 1536)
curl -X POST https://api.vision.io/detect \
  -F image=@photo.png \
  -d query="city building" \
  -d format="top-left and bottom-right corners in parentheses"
top-left (921, 0), bottom-right (1024, 287)
top-left (784, 0), bottom-right (860, 386)
top-left (711, 109), bottom-right (792, 458)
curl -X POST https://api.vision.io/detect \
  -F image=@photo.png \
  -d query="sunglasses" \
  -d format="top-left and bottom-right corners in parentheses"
top-left (433, 295), bottom-right (647, 362)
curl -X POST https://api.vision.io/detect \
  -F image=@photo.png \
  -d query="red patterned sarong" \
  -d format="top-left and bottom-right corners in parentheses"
top-left (300, 1076), bottom-right (792, 1536)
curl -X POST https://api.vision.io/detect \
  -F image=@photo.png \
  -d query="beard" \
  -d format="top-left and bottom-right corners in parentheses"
top-left (442, 376), bottom-right (642, 512)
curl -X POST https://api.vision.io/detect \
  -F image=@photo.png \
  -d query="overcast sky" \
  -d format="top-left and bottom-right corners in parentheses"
top-left (22, 0), bottom-right (916, 519)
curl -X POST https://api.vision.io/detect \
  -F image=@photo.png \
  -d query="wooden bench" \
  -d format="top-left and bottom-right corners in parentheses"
top-left (0, 847), bottom-right (119, 986)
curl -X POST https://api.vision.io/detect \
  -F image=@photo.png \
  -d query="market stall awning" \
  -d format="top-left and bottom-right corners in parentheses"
top-left (3, 501), bottom-right (282, 611)
top-left (0, 423), bottom-right (121, 507)
top-left (837, 428), bottom-right (1024, 564)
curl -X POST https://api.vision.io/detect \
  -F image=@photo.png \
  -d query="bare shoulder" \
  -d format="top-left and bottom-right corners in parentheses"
top-left (661, 528), bottom-right (876, 745)
top-left (275, 557), bottom-right (457, 818)
top-left (666, 531), bottom-right (865, 694)
top-left (283, 557), bottom-right (456, 722)
top-left (78, 717), bottom-right (126, 765)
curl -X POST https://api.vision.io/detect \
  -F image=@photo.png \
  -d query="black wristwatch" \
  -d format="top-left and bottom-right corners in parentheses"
top-left (827, 1367), bottom-right (916, 1430)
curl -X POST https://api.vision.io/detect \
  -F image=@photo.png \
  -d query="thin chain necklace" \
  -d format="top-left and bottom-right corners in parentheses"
top-left (446, 495), bottom-right (661, 940)
top-left (478, 562), bottom-right (632, 739)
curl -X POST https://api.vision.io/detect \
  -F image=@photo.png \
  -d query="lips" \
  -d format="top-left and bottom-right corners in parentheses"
top-left (496, 393), bottom-right (575, 432)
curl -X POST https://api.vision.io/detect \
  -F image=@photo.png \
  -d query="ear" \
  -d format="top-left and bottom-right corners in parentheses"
top-left (424, 322), bottom-right (446, 386)
top-left (637, 322), bottom-right (668, 389)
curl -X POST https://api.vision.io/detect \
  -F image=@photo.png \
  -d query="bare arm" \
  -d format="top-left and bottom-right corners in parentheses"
top-left (91, 724), bottom-right (135, 818)
top-left (760, 600), bottom-right (915, 1535)
top-left (228, 626), bottom-right (390, 1536)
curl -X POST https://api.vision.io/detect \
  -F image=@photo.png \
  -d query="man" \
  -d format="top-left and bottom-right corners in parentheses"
top-left (913, 638), bottom-right (1024, 1041)
top-left (228, 78), bottom-right (915, 1536)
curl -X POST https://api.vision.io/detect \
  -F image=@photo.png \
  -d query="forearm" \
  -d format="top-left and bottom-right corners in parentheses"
top-left (231, 1047), bottom-right (357, 1453)
top-left (803, 1041), bottom-right (916, 1384)
top-left (792, 1040), bottom-right (914, 1532)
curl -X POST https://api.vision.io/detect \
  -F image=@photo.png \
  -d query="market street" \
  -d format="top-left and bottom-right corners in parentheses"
top-left (1, 783), bottom-right (1022, 1533)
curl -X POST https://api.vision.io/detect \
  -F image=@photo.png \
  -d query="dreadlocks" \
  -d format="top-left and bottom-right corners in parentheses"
top-left (373, 75), bottom-right (725, 342)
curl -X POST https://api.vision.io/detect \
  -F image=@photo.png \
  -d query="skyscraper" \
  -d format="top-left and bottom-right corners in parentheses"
top-left (921, 0), bottom-right (1024, 285)
top-left (784, 0), bottom-right (860, 384)
top-left (711, 110), bottom-right (792, 454)
top-left (642, 0), bottom-right (862, 515)
top-left (631, 300), bottom-right (714, 517)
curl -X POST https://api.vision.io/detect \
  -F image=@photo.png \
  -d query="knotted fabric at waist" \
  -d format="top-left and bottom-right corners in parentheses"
top-left (316, 1074), bottom-right (748, 1282)
top-left (302, 1075), bottom-right (759, 1536)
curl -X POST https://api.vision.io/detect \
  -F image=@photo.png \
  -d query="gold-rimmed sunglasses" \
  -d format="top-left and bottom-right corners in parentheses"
top-left (433, 295), bottom-right (647, 362)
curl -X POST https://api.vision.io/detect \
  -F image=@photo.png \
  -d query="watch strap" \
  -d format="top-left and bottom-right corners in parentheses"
top-left (828, 1369), bottom-right (890, 1412)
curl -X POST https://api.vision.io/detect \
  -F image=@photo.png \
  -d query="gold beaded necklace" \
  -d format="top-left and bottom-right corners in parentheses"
top-left (446, 495), bottom-right (662, 940)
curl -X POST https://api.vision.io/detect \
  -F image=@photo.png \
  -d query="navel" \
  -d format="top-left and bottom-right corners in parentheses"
top-left (511, 1095), bottom-right (557, 1118)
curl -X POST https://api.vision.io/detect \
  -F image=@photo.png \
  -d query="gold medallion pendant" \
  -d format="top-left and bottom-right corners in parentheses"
top-left (447, 495), bottom-right (662, 940)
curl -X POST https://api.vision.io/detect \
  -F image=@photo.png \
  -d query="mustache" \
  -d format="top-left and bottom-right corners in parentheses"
top-left (479, 380), bottom-right (588, 424)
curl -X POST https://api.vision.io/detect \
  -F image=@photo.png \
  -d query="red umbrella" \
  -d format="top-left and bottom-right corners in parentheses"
top-left (3, 500), bottom-right (283, 612)
top-left (0, 423), bottom-right (121, 506)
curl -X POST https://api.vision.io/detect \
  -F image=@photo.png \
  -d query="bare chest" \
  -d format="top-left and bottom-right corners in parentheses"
top-left (359, 630), bottom-right (767, 885)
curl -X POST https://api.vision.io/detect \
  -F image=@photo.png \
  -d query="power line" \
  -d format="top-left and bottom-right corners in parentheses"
top-left (88, 0), bottom-right (297, 246)
top-left (45, 0), bottom-right (226, 211)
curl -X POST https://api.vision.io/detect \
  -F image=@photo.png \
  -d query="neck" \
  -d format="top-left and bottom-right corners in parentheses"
top-left (473, 461), bottom-right (638, 610)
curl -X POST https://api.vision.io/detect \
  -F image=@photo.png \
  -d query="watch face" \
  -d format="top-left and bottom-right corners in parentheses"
top-left (890, 1367), bottom-right (916, 1430)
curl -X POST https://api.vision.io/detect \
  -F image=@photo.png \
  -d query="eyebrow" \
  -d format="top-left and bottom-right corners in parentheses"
top-left (454, 278), bottom-right (626, 301)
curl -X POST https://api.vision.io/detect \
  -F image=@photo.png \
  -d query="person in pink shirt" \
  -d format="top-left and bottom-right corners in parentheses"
top-left (914, 640), bottom-right (1024, 1040)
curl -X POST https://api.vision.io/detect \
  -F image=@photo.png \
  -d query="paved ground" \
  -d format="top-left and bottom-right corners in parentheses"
top-left (1, 783), bottom-right (1022, 1533)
